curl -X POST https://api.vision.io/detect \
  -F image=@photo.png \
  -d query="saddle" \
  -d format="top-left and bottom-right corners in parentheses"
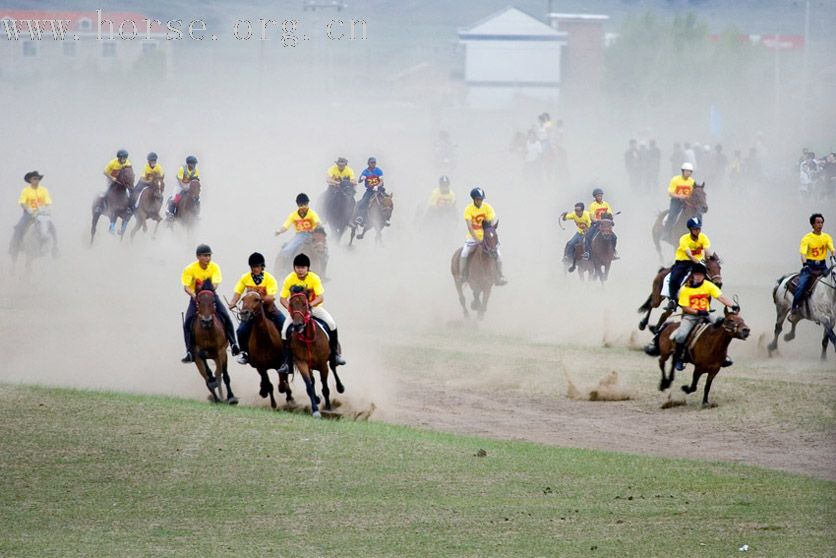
top-left (661, 271), bottom-right (688, 298)
top-left (785, 271), bottom-right (823, 301)
top-left (684, 320), bottom-right (712, 362)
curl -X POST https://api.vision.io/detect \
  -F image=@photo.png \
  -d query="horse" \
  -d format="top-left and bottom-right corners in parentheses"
top-left (14, 210), bottom-right (59, 271)
top-left (651, 183), bottom-right (708, 260)
top-left (656, 308), bottom-right (750, 407)
top-left (274, 226), bottom-right (329, 280)
top-left (589, 216), bottom-right (616, 283)
top-left (286, 288), bottom-right (345, 417)
top-left (129, 175), bottom-right (165, 240)
top-left (564, 240), bottom-right (593, 281)
top-left (350, 189), bottom-right (394, 246)
top-left (451, 222), bottom-right (500, 320)
top-left (168, 179), bottom-right (201, 229)
top-left (767, 261), bottom-right (836, 360)
top-left (322, 179), bottom-right (356, 242)
top-left (239, 291), bottom-right (292, 409)
top-left (91, 166), bottom-right (135, 243)
top-left (637, 253), bottom-right (723, 333)
top-left (192, 288), bottom-right (238, 405)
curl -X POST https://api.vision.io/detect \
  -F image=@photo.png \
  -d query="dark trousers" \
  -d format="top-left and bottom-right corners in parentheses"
top-left (356, 187), bottom-right (376, 221)
top-left (565, 232), bottom-right (583, 259)
top-left (668, 260), bottom-right (692, 301)
top-left (584, 221), bottom-right (618, 252)
top-left (793, 261), bottom-right (826, 309)
top-left (237, 305), bottom-right (285, 354)
top-left (183, 294), bottom-right (237, 352)
top-left (666, 198), bottom-right (684, 233)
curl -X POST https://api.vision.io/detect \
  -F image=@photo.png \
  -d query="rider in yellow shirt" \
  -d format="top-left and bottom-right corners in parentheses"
top-left (279, 253), bottom-right (346, 368)
top-left (103, 149), bottom-right (132, 193)
top-left (792, 213), bottom-right (835, 317)
top-left (275, 193), bottom-right (323, 262)
top-left (665, 162), bottom-right (695, 234)
top-left (227, 252), bottom-right (286, 366)
top-left (460, 187), bottom-right (507, 285)
top-left (560, 202), bottom-right (590, 272)
top-left (428, 176), bottom-right (456, 209)
top-left (167, 155), bottom-right (200, 218)
top-left (583, 187), bottom-right (619, 260)
top-left (326, 157), bottom-right (356, 187)
top-left (132, 152), bottom-right (164, 205)
top-left (668, 217), bottom-right (713, 307)
top-left (9, 170), bottom-right (59, 260)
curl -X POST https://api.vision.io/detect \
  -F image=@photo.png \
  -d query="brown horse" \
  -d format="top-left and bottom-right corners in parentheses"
top-left (274, 226), bottom-right (329, 280)
top-left (589, 216), bottom-right (615, 283)
top-left (637, 253), bottom-right (723, 333)
top-left (651, 183), bottom-right (708, 260)
top-left (239, 291), bottom-right (292, 409)
top-left (193, 289), bottom-right (237, 404)
top-left (287, 288), bottom-right (345, 417)
top-left (129, 175), bottom-right (165, 240)
top-left (350, 190), bottom-right (394, 246)
top-left (451, 222), bottom-right (500, 319)
top-left (322, 179), bottom-right (356, 243)
top-left (91, 166), bottom-right (135, 243)
top-left (564, 240), bottom-right (593, 281)
top-left (169, 179), bottom-right (201, 229)
top-left (656, 308), bottom-right (750, 407)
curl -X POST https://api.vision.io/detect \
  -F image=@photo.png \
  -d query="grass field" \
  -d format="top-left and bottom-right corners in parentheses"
top-left (1, 384), bottom-right (833, 557)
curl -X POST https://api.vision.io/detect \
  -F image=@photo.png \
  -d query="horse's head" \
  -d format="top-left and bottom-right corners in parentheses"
top-left (239, 291), bottom-right (263, 322)
top-left (377, 191), bottom-right (394, 220)
top-left (482, 221), bottom-right (500, 257)
top-left (152, 175), bottom-right (165, 196)
top-left (706, 253), bottom-right (723, 288)
top-left (188, 178), bottom-right (201, 197)
top-left (196, 289), bottom-right (216, 329)
top-left (117, 166), bottom-right (135, 187)
top-left (598, 217), bottom-right (614, 236)
top-left (720, 309), bottom-right (750, 340)
top-left (288, 286), bottom-right (310, 328)
top-left (688, 183), bottom-right (708, 214)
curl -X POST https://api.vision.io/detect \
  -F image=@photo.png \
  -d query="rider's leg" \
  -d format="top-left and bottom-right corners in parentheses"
top-left (312, 306), bottom-right (345, 365)
top-left (791, 263), bottom-right (819, 315)
top-left (611, 232), bottom-right (619, 259)
top-left (356, 189), bottom-right (373, 223)
top-left (583, 222), bottom-right (599, 259)
top-left (460, 240), bottom-right (475, 281)
top-left (667, 261), bottom-right (690, 309)
top-left (671, 315), bottom-right (698, 371)
top-left (665, 198), bottom-right (683, 233)
top-left (278, 319), bottom-right (292, 374)
top-left (213, 294), bottom-right (240, 355)
top-left (181, 299), bottom-right (197, 362)
top-left (494, 248), bottom-right (508, 286)
top-left (280, 232), bottom-right (310, 260)
top-left (564, 232), bottom-right (580, 262)
top-left (235, 319), bottom-right (253, 364)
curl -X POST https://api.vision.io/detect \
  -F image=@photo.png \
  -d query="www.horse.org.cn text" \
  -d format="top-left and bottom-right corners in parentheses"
top-left (1, 10), bottom-right (369, 47)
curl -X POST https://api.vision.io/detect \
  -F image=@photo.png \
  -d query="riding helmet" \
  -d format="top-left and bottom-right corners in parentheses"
top-left (248, 252), bottom-right (266, 267)
top-left (592, 187), bottom-right (604, 196)
top-left (691, 262), bottom-right (708, 275)
top-left (681, 162), bottom-right (694, 171)
top-left (439, 175), bottom-right (450, 185)
top-left (186, 155), bottom-right (198, 165)
top-left (116, 149), bottom-right (128, 158)
top-left (293, 253), bottom-right (311, 268)
top-left (367, 156), bottom-right (376, 164)
top-left (469, 187), bottom-right (485, 199)
top-left (574, 202), bottom-right (585, 210)
top-left (147, 152), bottom-right (158, 161)
top-left (686, 217), bottom-right (702, 229)
top-left (336, 157), bottom-right (348, 164)
top-left (195, 243), bottom-right (212, 256)
top-left (296, 193), bottom-right (310, 205)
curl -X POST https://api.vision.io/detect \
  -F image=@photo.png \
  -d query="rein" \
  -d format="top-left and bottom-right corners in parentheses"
top-left (289, 292), bottom-right (317, 365)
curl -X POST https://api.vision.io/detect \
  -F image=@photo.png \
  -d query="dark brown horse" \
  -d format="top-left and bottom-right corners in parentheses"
top-left (589, 216), bottom-right (615, 283)
top-left (564, 240), bottom-right (593, 281)
top-left (638, 253), bottom-right (723, 333)
top-left (656, 308), bottom-right (750, 407)
top-left (129, 175), bottom-right (165, 240)
top-left (287, 289), bottom-right (345, 417)
top-left (350, 190), bottom-right (394, 246)
top-left (451, 222), bottom-right (500, 319)
top-left (322, 179), bottom-right (356, 242)
top-left (168, 179), bottom-right (201, 230)
top-left (274, 226), bottom-right (329, 280)
top-left (651, 183), bottom-right (708, 260)
top-left (193, 289), bottom-right (237, 404)
top-left (91, 166), bottom-right (135, 243)
top-left (239, 291), bottom-right (292, 409)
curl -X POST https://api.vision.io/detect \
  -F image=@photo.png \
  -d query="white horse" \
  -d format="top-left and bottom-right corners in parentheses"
top-left (768, 260), bottom-right (836, 360)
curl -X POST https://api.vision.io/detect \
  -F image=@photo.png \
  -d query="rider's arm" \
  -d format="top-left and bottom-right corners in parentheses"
top-left (275, 225), bottom-right (289, 236)
top-left (279, 296), bottom-right (289, 310)
top-left (228, 292), bottom-right (241, 308)
top-left (310, 294), bottom-right (324, 307)
top-left (685, 250), bottom-right (700, 264)
top-left (717, 294), bottom-right (735, 308)
top-left (465, 219), bottom-right (477, 239)
top-left (184, 285), bottom-right (196, 299)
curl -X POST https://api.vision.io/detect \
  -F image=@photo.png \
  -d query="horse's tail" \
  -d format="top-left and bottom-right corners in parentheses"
top-left (773, 273), bottom-right (794, 302)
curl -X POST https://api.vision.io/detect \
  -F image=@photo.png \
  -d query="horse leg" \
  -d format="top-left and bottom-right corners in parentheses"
top-left (658, 356), bottom-right (672, 391)
top-left (651, 307), bottom-right (673, 335)
top-left (375, 229), bottom-right (383, 245)
top-left (91, 212), bottom-right (101, 244)
top-left (119, 215), bottom-right (130, 238)
top-left (222, 362), bottom-right (237, 405)
top-left (130, 216), bottom-right (142, 240)
top-left (331, 362), bottom-right (345, 393)
top-left (701, 370), bottom-right (720, 408)
top-left (682, 368), bottom-right (702, 394)
top-left (479, 286), bottom-right (492, 319)
top-left (767, 305), bottom-right (789, 355)
top-left (783, 319), bottom-right (799, 342)
top-left (319, 368), bottom-right (331, 411)
top-left (822, 326), bottom-right (836, 360)
top-left (151, 218), bottom-right (161, 239)
top-left (298, 364), bottom-right (320, 417)
top-left (258, 369), bottom-right (276, 409)
top-left (638, 294), bottom-right (653, 330)
top-left (196, 358), bottom-right (220, 403)
top-left (455, 280), bottom-right (469, 319)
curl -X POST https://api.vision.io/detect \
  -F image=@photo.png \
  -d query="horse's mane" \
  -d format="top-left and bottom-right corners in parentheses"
top-left (290, 285), bottom-right (306, 295)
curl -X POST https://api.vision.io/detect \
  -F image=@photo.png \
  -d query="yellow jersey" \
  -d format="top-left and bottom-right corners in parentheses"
top-left (177, 165), bottom-right (200, 184)
top-left (280, 271), bottom-right (325, 306)
top-left (283, 209), bottom-right (321, 233)
top-left (18, 185), bottom-right (52, 209)
top-left (800, 232), bottom-right (834, 261)
top-left (588, 201), bottom-right (613, 221)
top-left (327, 165), bottom-right (355, 181)
top-left (463, 202), bottom-right (496, 241)
top-left (678, 280), bottom-right (722, 312)
top-left (564, 210), bottom-right (591, 234)
top-left (104, 158), bottom-right (132, 177)
top-left (668, 175), bottom-right (695, 197)
top-left (143, 163), bottom-right (165, 180)
top-left (429, 188), bottom-right (456, 208)
top-left (234, 271), bottom-right (279, 297)
top-left (675, 232), bottom-right (711, 262)
top-left (181, 261), bottom-right (222, 292)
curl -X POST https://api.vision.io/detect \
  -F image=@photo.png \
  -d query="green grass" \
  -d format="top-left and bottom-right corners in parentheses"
top-left (0, 385), bottom-right (833, 557)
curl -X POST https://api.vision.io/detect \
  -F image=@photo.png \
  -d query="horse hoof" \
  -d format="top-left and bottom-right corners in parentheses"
top-left (315, 395), bottom-right (321, 404)
top-left (659, 380), bottom-right (671, 391)
top-left (783, 334), bottom-right (795, 342)
top-left (681, 385), bottom-right (694, 394)
top-left (207, 380), bottom-right (218, 390)
top-left (312, 411), bottom-right (321, 419)
top-left (228, 397), bottom-right (239, 406)
top-left (638, 322), bottom-right (647, 331)
top-left (259, 386), bottom-right (269, 398)
top-left (701, 402), bottom-right (718, 409)
top-left (336, 384), bottom-right (345, 394)
top-left (278, 382), bottom-right (287, 394)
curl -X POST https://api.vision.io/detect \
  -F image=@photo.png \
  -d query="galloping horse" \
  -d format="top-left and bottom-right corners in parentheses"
top-left (589, 216), bottom-right (616, 283)
top-left (91, 166), bottom-right (134, 243)
top-left (767, 261), bottom-right (836, 360)
top-left (451, 222), bottom-right (500, 319)
top-left (638, 253), bottom-right (723, 333)
top-left (651, 183), bottom-right (708, 260)
top-left (239, 291), bottom-right (291, 409)
top-left (129, 175), bottom-right (165, 240)
top-left (656, 308), bottom-right (750, 407)
top-left (287, 288), bottom-right (345, 417)
top-left (14, 211), bottom-right (59, 271)
top-left (169, 179), bottom-right (201, 229)
top-left (193, 288), bottom-right (238, 405)
top-left (350, 190), bottom-right (394, 246)
top-left (323, 179), bottom-right (356, 242)
top-left (274, 227), bottom-right (329, 279)
top-left (564, 241), bottom-right (593, 281)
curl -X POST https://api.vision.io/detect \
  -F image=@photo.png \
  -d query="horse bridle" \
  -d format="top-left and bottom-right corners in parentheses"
top-left (239, 292), bottom-right (263, 322)
top-left (196, 290), bottom-right (216, 328)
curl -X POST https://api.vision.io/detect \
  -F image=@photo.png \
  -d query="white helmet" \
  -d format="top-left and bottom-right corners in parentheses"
top-left (681, 162), bottom-right (694, 171)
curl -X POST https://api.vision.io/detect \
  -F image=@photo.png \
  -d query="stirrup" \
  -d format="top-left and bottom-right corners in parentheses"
top-left (495, 276), bottom-right (508, 286)
top-left (333, 354), bottom-right (346, 366)
top-left (235, 353), bottom-right (249, 365)
top-left (582, 252), bottom-right (590, 260)
top-left (674, 360), bottom-right (685, 371)
top-left (181, 352), bottom-right (193, 363)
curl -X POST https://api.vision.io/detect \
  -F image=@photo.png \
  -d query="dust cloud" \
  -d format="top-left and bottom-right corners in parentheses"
top-left (1, 1), bottom-right (834, 421)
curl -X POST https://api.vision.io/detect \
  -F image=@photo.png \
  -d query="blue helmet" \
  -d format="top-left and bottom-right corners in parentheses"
top-left (186, 155), bottom-right (198, 165)
top-left (687, 217), bottom-right (702, 230)
top-left (116, 149), bottom-right (128, 158)
top-left (147, 152), bottom-right (158, 161)
top-left (469, 187), bottom-right (485, 199)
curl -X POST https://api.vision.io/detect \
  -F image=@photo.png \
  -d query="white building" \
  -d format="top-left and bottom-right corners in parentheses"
top-left (458, 6), bottom-right (566, 109)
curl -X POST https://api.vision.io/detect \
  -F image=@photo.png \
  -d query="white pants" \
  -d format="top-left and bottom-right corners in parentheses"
top-left (670, 313), bottom-right (723, 344)
top-left (461, 238), bottom-right (502, 259)
top-left (282, 305), bottom-right (336, 338)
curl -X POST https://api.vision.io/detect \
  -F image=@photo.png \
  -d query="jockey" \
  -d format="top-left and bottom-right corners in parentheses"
top-left (279, 253), bottom-right (346, 368)
top-left (668, 217), bottom-right (713, 308)
top-left (355, 156), bottom-right (386, 226)
top-left (460, 187), bottom-right (507, 285)
top-left (428, 175), bottom-right (456, 209)
top-left (275, 193), bottom-right (322, 261)
top-left (133, 152), bottom-right (164, 203)
top-left (560, 202), bottom-right (590, 272)
top-left (180, 244), bottom-right (240, 363)
top-left (671, 262), bottom-right (737, 371)
top-left (326, 157), bottom-right (356, 188)
top-left (665, 162), bottom-right (695, 234)
top-left (9, 170), bottom-right (58, 260)
top-left (228, 252), bottom-right (285, 366)
top-left (103, 149), bottom-right (132, 191)
top-left (792, 213), bottom-right (834, 318)
top-left (583, 187), bottom-right (619, 260)
top-left (167, 155), bottom-right (199, 218)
